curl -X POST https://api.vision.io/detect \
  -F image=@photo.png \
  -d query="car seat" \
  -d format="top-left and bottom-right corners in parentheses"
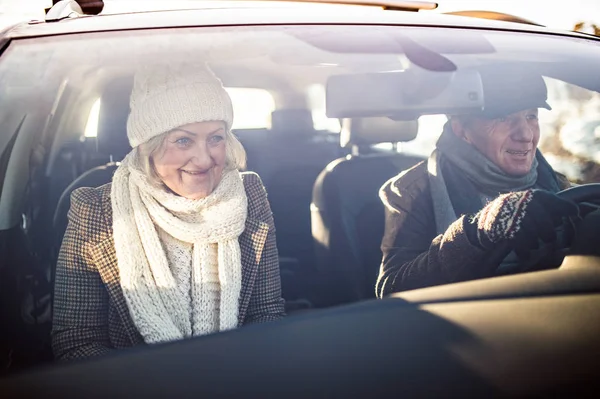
top-left (52, 76), bottom-right (133, 255)
top-left (311, 117), bottom-right (423, 306)
top-left (257, 109), bottom-right (340, 268)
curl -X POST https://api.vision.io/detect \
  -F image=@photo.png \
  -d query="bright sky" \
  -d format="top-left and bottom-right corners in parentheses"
top-left (434, 0), bottom-right (600, 30)
top-left (0, 0), bottom-right (598, 30)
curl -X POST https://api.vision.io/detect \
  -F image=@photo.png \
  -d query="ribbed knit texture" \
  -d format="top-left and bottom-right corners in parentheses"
top-left (157, 231), bottom-right (222, 334)
top-left (110, 150), bottom-right (248, 344)
top-left (127, 63), bottom-right (234, 148)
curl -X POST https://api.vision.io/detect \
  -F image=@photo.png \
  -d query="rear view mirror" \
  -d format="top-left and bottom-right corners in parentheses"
top-left (326, 69), bottom-right (484, 119)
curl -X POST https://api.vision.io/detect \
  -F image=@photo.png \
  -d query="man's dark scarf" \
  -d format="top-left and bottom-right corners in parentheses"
top-left (427, 122), bottom-right (561, 235)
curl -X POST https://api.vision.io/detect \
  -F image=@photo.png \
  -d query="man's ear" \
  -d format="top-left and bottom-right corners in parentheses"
top-left (450, 117), bottom-right (471, 143)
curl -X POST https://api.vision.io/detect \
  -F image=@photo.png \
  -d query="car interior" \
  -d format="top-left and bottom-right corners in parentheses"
top-left (46, 74), bottom-right (427, 310)
top-left (0, 55), bottom-right (428, 373)
top-left (1, 21), bottom-right (600, 381)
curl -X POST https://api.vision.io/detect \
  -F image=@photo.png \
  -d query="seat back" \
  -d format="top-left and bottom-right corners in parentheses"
top-left (255, 109), bottom-right (340, 268)
top-left (52, 164), bottom-right (118, 249)
top-left (232, 128), bottom-right (269, 172)
top-left (96, 76), bottom-right (133, 161)
top-left (311, 117), bottom-right (423, 306)
top-left (271, 108), bottom-right (315, 138)
top-left (52, 76), bottom-right (133, 257)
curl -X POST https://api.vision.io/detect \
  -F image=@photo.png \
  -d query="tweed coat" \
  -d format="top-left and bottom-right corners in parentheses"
top-left (51, 172), bottom-right (285, 361)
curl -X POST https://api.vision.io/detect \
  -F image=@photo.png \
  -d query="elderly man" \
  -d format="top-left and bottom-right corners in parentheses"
top-left (376, 68), bottom-right (578, 297)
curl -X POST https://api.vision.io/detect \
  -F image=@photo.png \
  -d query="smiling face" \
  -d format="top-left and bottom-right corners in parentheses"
top-left (152, 121), bottom-right (227, 200)
top-left (451, 108), bottom-right (541, 177)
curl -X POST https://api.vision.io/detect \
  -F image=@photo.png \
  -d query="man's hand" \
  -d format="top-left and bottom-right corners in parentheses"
top-left (466, 189), bottom-right (579, 259)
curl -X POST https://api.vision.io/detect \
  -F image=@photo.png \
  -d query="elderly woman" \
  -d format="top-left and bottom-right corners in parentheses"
top-left (52, 64), bottom-right (285, 361)
top-left (377, 69), bottom-right (579, 297)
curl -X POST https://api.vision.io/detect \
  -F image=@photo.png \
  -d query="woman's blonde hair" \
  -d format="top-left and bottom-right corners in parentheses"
top-left (133, 128), bottom-right (247, 188)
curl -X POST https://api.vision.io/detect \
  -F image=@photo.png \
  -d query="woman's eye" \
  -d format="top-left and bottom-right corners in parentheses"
top-left (174, 137), bottom-right (193, 147)
top-left (527, 114), bottom-right (539, 121)
top-left (208, 135), bottom-right (224, 145)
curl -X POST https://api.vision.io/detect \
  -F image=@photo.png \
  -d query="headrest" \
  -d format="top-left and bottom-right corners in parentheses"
top-left (271, 109), bottom-right (314, 135)
top-left (340, 117), bottom-right (418, 148)
top-left (96, 76), bottom-right (134, 159)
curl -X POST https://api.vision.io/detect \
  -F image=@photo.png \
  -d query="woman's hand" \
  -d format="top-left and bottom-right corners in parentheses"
top-left (466, 189), bottom-right (580, 259)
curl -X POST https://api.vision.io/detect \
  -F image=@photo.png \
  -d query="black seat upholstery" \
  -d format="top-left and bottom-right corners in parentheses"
top-left (52, 76), bottom-right (133, 252)
top-left (270, 109), bottom-right (315, 139)
top-left (94, 76), bottom-right (134, 162)
top-left (256, 109), bottom-right (340, 269)
top-left (311, 117), bottom-right (423, 306)
top-left (231, 128), bottom-right (269, 172)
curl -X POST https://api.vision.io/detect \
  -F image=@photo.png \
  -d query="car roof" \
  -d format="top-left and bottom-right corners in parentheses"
top-left (1, 0), bottom-right (596, 42)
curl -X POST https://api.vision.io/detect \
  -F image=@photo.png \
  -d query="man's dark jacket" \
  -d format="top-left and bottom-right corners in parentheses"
top-left (376, 161), bottom-right (571, 298)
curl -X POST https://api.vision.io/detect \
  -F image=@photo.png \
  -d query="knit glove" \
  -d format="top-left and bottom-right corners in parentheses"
top-left (465, 189), bottom-right (580, 259)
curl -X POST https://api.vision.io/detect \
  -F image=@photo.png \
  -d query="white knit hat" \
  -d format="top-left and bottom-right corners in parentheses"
top-left (127, 63), bottom-right (234, 148)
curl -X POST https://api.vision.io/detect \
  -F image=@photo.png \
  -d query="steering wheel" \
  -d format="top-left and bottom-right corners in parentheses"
top-left (489, 184), bottom-right (600, 276)
top-left (556, 183), bottom-right (600, 210)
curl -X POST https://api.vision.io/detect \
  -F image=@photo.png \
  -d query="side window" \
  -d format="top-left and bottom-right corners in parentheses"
top-left (539, 77), bottom-right (600, 183)
top-left (396, 114), bottom-right (447, 157)
top-left (307, 84), bottom-right (341, 133)
top-left (225, 88), bottom-right (275, 130)
top-left (86, 88), bottom-right (277, 135)
top-left (84, 98), bottom-right (102, 138)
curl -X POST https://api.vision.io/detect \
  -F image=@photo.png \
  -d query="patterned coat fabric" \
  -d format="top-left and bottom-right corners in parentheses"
top-left (52, 172), bottom-right (285, 361)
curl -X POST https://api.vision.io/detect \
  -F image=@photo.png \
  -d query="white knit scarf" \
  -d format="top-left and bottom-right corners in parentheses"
top-left (110, 150), bottom-right (248, 344)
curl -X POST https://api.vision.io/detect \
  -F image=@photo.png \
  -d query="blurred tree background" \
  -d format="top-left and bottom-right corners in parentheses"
top-left (574, 22), bottom-right (600, 36)
top-left (535, 23), bottom-right (600, 184)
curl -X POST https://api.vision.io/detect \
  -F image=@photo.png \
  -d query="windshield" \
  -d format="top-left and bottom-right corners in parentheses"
top-left (3, 20), bottom-right (600, 376)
